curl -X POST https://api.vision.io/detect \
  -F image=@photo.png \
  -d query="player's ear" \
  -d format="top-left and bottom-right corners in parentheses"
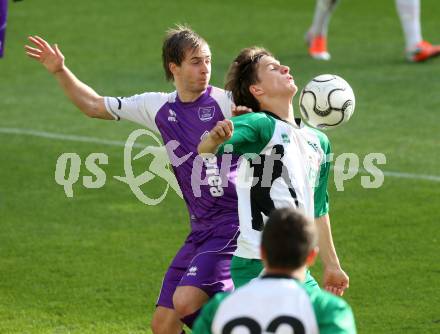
top-left (169, 62), bottom-right (179, 77)
top-left (249, 84), bottom-right (264, 97)
top-left (305, 247), bottom-right (319, 267)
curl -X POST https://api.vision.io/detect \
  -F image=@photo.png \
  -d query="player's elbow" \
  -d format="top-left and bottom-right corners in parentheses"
top-left (85, 108), bottom-right (103, 119)
top-left (82, 107), bottom-right (98, 119)
top-left (82, 97), bottom-right (112, 120)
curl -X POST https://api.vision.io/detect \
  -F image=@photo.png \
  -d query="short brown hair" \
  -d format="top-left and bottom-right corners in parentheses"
top-left (162, 24), bottom-right (208, 81)
top-left (225, 47), bottom-right (272, 111)
top-left (262, 208), bottom-right (317, 270)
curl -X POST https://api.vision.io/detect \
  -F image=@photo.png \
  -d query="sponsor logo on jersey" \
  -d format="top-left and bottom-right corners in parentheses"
top-left (187, 266), bottom-right (198, 276)
top-left (168, 109), bottom-right (177, 122)
top-left (203, 155), bottom-right (224, 197)
top-left (198, 106), bottom-right (215, 122)
top-left (281, 133), bottom-right (290, 144)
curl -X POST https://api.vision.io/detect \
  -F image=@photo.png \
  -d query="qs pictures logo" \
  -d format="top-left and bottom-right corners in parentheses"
top-left (54, 129), bottom-right (183, 205)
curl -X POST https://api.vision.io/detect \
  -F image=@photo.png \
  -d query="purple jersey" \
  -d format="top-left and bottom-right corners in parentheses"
top-left (104, 86), bottom-right (239, 238)
top-left (0, 0), bottom-right (8, 58)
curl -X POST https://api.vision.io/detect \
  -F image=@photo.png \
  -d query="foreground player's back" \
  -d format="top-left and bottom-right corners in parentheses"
top-left (193, 276), bottom-right (356, 334)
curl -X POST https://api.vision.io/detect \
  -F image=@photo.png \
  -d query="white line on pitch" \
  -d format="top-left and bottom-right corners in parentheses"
top-left (1, 127), bottom-right (439, 183)
top-left (332, 167), bottom-right (440, 182)
top-left (0, 127), bottom-right (145, 148)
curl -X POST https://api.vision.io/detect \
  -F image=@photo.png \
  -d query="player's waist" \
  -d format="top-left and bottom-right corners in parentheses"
top-left (233, 236), bottom-right (261, 259)
top-left (188, 222), bottom-right (239, 245)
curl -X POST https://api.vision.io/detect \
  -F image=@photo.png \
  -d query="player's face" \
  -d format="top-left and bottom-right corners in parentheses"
top-left (254, 56), bottom-right (297, 98)
top-left (174, 43), bottom-right (212, 94)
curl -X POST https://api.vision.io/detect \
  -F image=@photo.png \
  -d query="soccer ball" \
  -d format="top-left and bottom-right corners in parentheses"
top-left (299, 74), bottom-right (355, 129)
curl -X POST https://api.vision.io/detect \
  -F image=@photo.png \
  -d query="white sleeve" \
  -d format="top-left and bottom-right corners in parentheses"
top-left (210, 87), bottom-right (234, 119)
top-left (104, 92), bottom-right (169, 132)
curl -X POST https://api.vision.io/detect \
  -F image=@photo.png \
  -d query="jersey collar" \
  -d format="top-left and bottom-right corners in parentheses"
top-left (175, 86), bottom-right (212, 108)
top-left (261, 273), bottom-right (299, 281)
top-left (259, 110), bottom-right (303, 129)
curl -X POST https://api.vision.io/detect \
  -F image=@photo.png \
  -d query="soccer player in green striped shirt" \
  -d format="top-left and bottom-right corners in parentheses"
top-left (193, 208), bottom-right (356, 334)
top-left (198, 47), bottom-right (349, 296)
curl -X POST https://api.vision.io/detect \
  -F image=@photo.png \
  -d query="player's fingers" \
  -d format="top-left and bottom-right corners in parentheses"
top-left (231, 105), bottom-right (238, 116)
top-left (225, 119), bottom-right (234, 132)
top-left (325, 285), bottom-right (340, 296)
top-left (54, 44), bottom-right (63, 58)
top-left (28, 36), bottom-right (45, 49)
top-left (211, 127), bottom-right (222, 139)
top-left (238, 105), bottom-right (252, 112)
top-left (30, 36), bottom-right (48, 50)
top-left (25, 52), bottom-right (41, 60)
top-left (238, 106), bottom-right (252, 113)
top-left (219, 120), bottom-right (229, 126)
top-left (216, 126), bottom-right (227, 138)
top-left (232, 105), bottom-right (252, 116)
top-left (34, 36), bottom-right (52, 50)
top-left (324, 285), bottom-right (332, 292)
top-left (221, 123), bottom-right (232, 137)
top-left (215, 121), bottom-right (229, 135)
top-left (24, 45), bottom-right (42, 54)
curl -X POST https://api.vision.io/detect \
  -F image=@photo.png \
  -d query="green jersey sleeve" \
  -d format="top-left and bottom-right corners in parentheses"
top-left (305, 286), bottom-right (357, 334)
top-left (217, 112), bottom-right (276, 156)
top-left (192, 292), bottom-right (230, 334)
top-left (311, 128), bottom-right (331, 217)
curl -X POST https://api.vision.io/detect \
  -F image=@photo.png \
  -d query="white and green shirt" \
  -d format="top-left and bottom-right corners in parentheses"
top-left (193, 275), bottom-right (356, 334)
top-left (218, 111), bottom-right (331, 259)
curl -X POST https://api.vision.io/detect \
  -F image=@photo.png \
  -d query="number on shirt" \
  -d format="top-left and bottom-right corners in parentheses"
top-left (222, 315), bottom-right (305, 334)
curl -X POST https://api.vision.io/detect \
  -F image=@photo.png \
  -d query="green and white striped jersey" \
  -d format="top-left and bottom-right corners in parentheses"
top-left (193, 275), bottom-right (356, 334)
top-left (218, 111), bottom-right (331, 259)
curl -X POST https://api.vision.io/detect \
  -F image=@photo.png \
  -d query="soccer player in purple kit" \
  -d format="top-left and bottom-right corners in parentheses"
top-left (0, 0), bottom-right (8, 58)
top-left (25, 26), bottom-right (239, 334)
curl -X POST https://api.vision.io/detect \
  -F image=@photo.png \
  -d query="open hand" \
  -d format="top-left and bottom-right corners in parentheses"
top-left (25, 36), bottom-right (65, 74)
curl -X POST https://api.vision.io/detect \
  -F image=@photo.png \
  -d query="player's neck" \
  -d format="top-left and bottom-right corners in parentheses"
top-left (265, 266), bottom-right (307, 282)
top-left (176, 88), bottom-right (206, 103)
top-left (260, 99), bottom-right (295, 124)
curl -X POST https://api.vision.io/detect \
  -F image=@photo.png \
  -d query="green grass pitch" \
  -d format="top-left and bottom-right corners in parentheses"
top-left (1, 0), bottom-right (439, 333)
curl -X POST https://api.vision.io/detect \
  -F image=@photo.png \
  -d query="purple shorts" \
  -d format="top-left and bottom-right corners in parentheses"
top-left (156, 228), bottom-right (239, 309)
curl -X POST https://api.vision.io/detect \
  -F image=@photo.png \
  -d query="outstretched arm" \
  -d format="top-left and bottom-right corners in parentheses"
top-left (197, 119), bottom-right (233, 154)
top-left (25, 36), bottom-right (113, 120)
top-left (315, 213), bottom-right (349, 296)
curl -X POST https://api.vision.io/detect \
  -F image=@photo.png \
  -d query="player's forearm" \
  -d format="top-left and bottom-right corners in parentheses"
top-left (315, 214), bottom-right (342, 269)
top-left (53, 66), bottom-right (109, 119)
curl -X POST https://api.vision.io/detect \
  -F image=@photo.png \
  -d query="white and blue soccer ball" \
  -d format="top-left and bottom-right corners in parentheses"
top-left (299, 74), bottom-right (355, 129)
